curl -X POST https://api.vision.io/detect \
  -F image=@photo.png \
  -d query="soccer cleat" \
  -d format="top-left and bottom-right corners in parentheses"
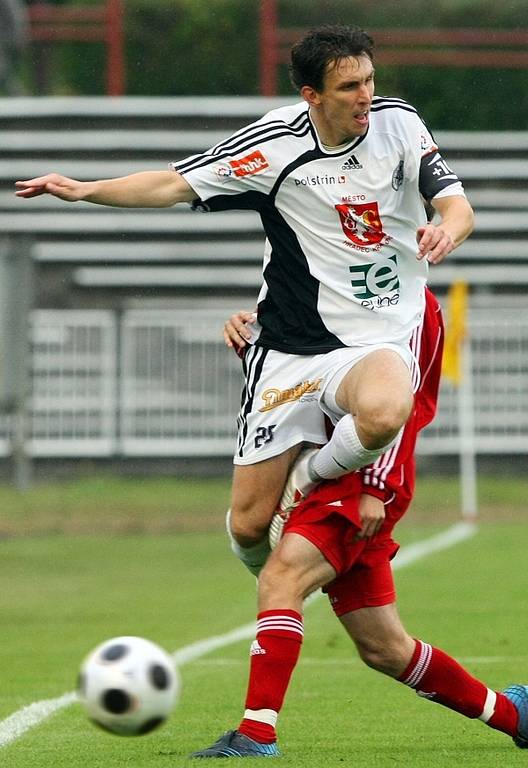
top-left (503, 685), bottom-right (528, 748)
top-left (276, 447), bottom-right (320, 518)
top-left (268, 509), bottom-right (288, 550)
top-left (190, 730), bottom-right (280, 758)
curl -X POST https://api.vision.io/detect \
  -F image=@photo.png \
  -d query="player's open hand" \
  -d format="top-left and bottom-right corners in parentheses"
top-left (416, 223), bottom-right (454, 265)
top-left (15, 174), bottom-right (87, 202)
top-left (223, 310), bottom-right (256, 352)
top-left (355, 493), bottom-right (385, 539)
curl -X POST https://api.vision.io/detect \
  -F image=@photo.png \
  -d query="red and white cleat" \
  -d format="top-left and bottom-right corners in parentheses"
top-left (269, 447), bottom-right (320, 549)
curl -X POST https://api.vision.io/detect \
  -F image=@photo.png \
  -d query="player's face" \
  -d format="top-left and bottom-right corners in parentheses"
top-left (307, 55), bottom-right (375, 146)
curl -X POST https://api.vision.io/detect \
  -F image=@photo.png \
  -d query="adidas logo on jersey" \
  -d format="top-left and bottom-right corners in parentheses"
top-left (250, 640), bottom-right (266, 656)
top-left (341, 154), bottom-right (363, 170)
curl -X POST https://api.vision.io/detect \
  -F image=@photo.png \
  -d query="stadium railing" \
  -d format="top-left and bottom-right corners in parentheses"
top-left (258, 0), bottom-right (528, 95)
top-left (28, 0), bottom-right (125, 95)
top-left (0, 303), bottom-right (526, 459)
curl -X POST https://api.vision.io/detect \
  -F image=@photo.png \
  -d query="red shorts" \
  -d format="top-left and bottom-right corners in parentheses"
top-left (284, 485), bottom-right (401, 617)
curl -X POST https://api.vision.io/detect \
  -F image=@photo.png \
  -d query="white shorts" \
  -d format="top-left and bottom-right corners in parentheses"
top-left (234, 341), bottom-right (418, 465)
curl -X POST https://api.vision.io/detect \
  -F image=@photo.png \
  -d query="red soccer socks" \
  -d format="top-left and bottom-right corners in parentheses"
top-left (238, 609), bottom-right (303, 744)
top-left (400, 639), bottom-right (519, 737)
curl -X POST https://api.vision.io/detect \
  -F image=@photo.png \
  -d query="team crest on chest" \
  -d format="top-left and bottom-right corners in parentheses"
top-left (335, 201), bottom-right (388, 247)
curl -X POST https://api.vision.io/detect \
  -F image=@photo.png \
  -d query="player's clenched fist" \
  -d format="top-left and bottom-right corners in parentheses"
top-left (15, 174), bottom-right (88, 201)
top-left (223, 310), bottom-right (256, 351)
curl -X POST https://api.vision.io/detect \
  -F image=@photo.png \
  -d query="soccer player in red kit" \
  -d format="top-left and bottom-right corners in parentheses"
top-left (192, 288), bottom-right (528, 757)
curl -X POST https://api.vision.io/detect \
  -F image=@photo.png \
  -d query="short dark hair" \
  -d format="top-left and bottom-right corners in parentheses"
top-left (289, 24), bottom-right (374, 92)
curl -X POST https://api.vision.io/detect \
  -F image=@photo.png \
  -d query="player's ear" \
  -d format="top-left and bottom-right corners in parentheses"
top-left (300, 85), bottom-right (322, 107)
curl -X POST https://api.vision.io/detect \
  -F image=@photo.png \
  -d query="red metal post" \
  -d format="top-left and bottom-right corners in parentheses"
top-left (106, 0), bottom-right (125, 96)
top-left (259, 0), bottom-right (279, 96)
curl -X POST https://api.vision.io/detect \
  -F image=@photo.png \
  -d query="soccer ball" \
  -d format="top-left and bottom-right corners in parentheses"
top-left (78, 635), bottom-right (180, 736)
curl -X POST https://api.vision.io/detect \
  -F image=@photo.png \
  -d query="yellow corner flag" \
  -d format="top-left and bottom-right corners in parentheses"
top-left (442, 281), bottom-right (468, 385)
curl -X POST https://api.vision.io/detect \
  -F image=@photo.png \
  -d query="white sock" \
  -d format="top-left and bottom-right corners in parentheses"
top-left (225, 509), bottom-right (271, 577)
top-left (310, 414), bottom-right (398, 480)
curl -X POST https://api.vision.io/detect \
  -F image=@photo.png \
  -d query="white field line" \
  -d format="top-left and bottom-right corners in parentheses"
top-left (0, 521), bottom-right (476, 749)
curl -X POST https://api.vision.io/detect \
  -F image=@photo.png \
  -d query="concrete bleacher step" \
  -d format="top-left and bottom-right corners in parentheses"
top-left (0, 187), bottom-right (511, 211)
top-left (1, 209), bottom-right (526, 237)
top-left (73, 265), bottom-right (263, 289)
top-left (4, 157), bottom-right (528, 182)
top-left (70, 263), bottom-right (528, 290)
top-left (32, 240), bottom-right (264, 263)
top-left (0, 209), bottom-right (260, 234)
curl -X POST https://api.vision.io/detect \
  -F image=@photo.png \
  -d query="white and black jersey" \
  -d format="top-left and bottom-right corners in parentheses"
top-left (171, 96), bottom-right (466, 355)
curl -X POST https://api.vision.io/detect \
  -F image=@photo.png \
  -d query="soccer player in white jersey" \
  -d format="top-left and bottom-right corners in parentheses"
top-left (15, 25), bottom-right (474, 568)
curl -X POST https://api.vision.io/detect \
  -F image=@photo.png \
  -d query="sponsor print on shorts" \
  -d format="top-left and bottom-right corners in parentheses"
top-left (259, 379), bottom-right (322, 413)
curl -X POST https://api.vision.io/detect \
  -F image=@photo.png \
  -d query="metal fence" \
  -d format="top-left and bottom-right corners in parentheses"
top-left (0, 306), bottom-right (527, 458)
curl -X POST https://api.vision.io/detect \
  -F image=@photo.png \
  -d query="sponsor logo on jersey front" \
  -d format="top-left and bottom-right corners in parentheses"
top-left (335, 201), bottom-right (388, 247)
top-left (228, 150), bottom-right (269, 177)
top-left (349, 255), bottom-right (400, 308)
top-left (259, 379), bottom-right (322, 412)
top-left (295, 173), bottom-right (346, 186)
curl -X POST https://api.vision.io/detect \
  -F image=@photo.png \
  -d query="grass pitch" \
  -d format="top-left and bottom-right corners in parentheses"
top-left (0, 474), bottom-right (527, 767)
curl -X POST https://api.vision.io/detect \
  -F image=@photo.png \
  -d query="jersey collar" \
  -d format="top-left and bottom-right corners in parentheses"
top-left (307, 109), bottom-right (369, 156)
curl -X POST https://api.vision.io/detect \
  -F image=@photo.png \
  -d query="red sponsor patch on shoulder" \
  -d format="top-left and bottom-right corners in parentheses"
top-left (229, 150), bottom-right (269, 177)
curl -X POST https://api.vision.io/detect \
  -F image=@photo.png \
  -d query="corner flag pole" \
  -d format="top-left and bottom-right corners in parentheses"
top-left (441, 281), bottom-right (478, 521)
top-left (458, 334), bottom-right (478, 520)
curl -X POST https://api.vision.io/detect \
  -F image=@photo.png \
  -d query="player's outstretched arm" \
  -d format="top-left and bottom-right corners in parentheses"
top-left (15, 170), bottom-right (197, 208)
top-left (416, 195), bottom-right (474, 265)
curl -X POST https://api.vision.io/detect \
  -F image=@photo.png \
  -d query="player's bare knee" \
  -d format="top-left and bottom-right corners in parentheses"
top-left (356, 397), bottom-right (412, 448)
top-left (356, 638), bottom-right (409, 677)
top-left (258, 568), bottom-right (302, 606)
top-left (259, 550), bottom-right (307, 604)
top-left (229, 504), bottom-right (271, 548)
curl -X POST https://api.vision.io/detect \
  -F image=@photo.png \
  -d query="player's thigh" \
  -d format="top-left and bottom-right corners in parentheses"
top-left (230, 445), bottom-right (301, 535)
top-left (318, 343), bottom-right (417, 425)
top-left (334, 347), bottom-right (414, 416)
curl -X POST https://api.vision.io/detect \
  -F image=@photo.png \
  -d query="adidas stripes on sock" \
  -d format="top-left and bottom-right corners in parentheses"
top-left (399, 639), bottom-right (518, 737)
top-left (239, 610), bottom-right (303, 744)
